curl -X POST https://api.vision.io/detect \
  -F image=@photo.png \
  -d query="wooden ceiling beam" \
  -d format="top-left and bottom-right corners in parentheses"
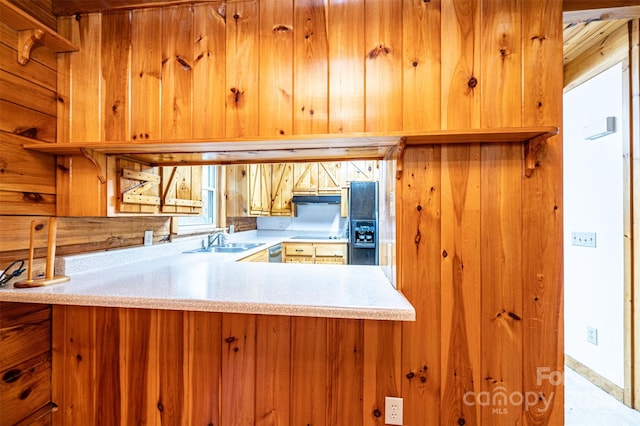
top-left (563, 4), bottom-right (640, 24)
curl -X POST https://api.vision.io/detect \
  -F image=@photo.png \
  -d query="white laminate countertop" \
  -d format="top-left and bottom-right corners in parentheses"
top-left (0, 231), bottom-right (414, 321)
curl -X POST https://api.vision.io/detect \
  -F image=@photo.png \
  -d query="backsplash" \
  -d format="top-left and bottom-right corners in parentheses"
top-left (257, 204), bottom-right (347, 237)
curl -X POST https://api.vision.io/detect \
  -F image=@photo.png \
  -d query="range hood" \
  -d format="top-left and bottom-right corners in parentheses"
top-left (291, 195), bottom-right (341, 204)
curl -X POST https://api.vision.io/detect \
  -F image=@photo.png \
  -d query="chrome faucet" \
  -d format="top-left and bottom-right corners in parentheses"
top-left (206, 230), bottom-right (227, 249)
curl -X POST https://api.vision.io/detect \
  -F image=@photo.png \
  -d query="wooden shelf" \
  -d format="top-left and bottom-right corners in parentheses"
top-left (0, 0), bottom-right (78, 65)
top-left (22, 126), bottom-right (559, 169)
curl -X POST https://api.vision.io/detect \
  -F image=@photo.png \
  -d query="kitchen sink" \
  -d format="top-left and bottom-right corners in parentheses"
top-left (183, 242), bottom-right (264, 254)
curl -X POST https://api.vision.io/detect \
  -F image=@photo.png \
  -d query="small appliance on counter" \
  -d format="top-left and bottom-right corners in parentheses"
top-left (348, 181), bottom-right (378, 265)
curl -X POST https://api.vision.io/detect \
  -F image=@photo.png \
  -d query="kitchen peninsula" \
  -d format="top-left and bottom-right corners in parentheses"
top-left (0, 235), bottom-right (415, 321)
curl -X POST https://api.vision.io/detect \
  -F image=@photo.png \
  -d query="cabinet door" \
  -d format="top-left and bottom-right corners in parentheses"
top-left (345, 160), bottom-right (379, 182)
top-left (116, 158), bottom-right (161, 214)
top-left (248, 164), bottom-right (270, 216)
top-left (225, 164), bottom-right (249, 217)
top-left (161, 166), bottom-right (204, 214)
top-left (292, 162), bottom-right (318, 194)
top-left (270, 163), bottom-right (293, 216)
top-left (317, 162), bottom-right (343, 194)
top-left (239, 248), bottom-right (268, 262)
top-left (314, 243), bottom-right (347, 264)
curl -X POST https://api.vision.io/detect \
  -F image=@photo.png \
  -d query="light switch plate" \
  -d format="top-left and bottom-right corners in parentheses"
top-left (571, 232), bottom-right (596, 248)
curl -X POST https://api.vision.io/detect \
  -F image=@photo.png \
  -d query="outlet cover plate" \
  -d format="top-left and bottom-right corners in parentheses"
top-left (385, 396), bottom-right (403, 425)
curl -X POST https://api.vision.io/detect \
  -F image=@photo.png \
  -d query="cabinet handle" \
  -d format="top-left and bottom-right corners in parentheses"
top-left (295, 249), bottom-right (303, 252)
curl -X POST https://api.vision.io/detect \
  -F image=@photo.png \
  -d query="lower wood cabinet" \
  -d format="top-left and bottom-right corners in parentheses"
top-left (238, 248), bottom-right (269, 262)
top-left (283, 242), bottom-right (347, 265)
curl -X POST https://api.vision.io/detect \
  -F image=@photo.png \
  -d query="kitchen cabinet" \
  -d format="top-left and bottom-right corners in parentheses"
top-left (248, 163), bottom-right (293, 217)
top-left (248, 164), bottom-right (271, 216)
top-left (112, 158), bottom-right (202, 216)
top-left (283, 242), bottom-right (347, 265)
top-left (345, 160), bottom-right (378, 182)
top-left (292, 162), bottom-right (318, 194)
top-left (270, 163), bottom-right (294, 216)
top-left (238, 248), bottom-right (268, 262)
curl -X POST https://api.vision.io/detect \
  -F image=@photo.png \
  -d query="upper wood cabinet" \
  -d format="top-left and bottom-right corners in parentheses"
top-left (112, 158), bottom-right (202, 216)
top-left (248, 163), bottom-right (293, 217)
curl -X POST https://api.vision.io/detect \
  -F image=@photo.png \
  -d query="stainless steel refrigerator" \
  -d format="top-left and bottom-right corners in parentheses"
top-left (348, 181), bottom-right (378, 265)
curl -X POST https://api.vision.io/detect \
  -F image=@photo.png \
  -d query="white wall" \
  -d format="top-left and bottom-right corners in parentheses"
top-left (257, 204), bottom-right (347, 236)
top-left (564, 63), bottom-right (624, 386)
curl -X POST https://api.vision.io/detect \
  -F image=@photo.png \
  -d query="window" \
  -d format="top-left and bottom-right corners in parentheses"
top-left (178, 166), bottom-right (218, 228)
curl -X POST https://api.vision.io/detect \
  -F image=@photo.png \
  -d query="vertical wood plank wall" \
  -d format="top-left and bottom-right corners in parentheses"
top-left (1, 0), bottom-right (564, 425)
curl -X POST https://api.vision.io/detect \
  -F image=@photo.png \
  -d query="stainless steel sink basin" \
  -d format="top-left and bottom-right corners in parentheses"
top-left (183, 242), bottom-right (264, 254)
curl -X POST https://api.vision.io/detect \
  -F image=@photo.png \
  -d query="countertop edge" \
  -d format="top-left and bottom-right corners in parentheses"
top-left (0, 291), bottom-right (416, 321)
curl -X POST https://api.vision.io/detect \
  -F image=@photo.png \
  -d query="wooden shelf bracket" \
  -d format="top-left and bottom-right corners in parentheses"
top-left (79, 148), bottom-right (106, 183)
top-left (0, 0), bottom-right (79, 66)
top-left (17, 28), bottom-right (43, 65)
top-left (524, 134), bottom-right (553, 177)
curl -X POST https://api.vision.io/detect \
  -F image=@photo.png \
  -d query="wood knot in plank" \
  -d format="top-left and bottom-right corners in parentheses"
top-left (406, 371), bottom-right (415, 380)
top-left (216, 3), bottom-right (226, 20)
top-left (111, 101), bottom-right (120, 114)
top-left (467, 77), bottom-right (478, 89)
top-left (176, 55), bottom-right (192, 70)
top-left (531, 35), bottom-right (546, 41)
top-left (442, 250), bottom-right (448, 258)
top-left (508, 311), bottom-right (521, 321)
top-left (225, 336), bottom-right (237, 344)
top-left (367, 44), bottom-right (390, 59)
top-left (273, 25), bottom-right (292, 33)
top-left (373, 408), bottom-right (382, 418)
top-left (458, 418), bottom-right (466, 425)
top-left (35, 223), bottom-right (44, 231)
top-left (22, 192), bottom-right (43, 203)
top-left (157, 402), bottom-right (164, 412)
top-left (19, 388), bottom-right (31, 400)
top-left (18, 128), bottom-right (38, 138)
top-left (414, 230), bottom-right (421, 245)
top-left (2, 369), bottom-right (21, 383)
top-left (230, 87), bottom-right (244, 106)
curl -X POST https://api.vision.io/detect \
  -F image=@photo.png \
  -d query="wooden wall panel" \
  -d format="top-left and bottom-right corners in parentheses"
top-left (0, 100), bottom-right (56, 142)
top-left (186, 311), bottom-right (221, 425)
top-left (440, 144), bottom-right (481, 426)
top-left (101, 12), bottom-right (131, 142)
top-left (480, 0), bottom-right (522, 128)
top-left (440, 0), bottom-right (480, 129)
top-left (0, 303), bottom-right (52, 426)
top-left (161, 5), bottom-right (193, 140)
top-left (221, 313), bottom-right (256, 426)
top-left (402, 0), bottom-right (441, 131)
top-left (192, 3), bottom-right (226, 139)
top-left (328, 0), bottom-right (364, 133)
top-left (480, 144), bottom-right (523, 425)
top-left (255, 315), bottom-right (291, 426)
top-left (120, 308), bottom-right (159, 425)
top-left (131, 7), bottom-right (162, 141)
top-left (0, 70), bottom-right (56, 116)
top-left (259, 0), bottom-right (293, 137)
top-left (290, 316), bottom-right (327, 425)
top-left (326, 319), bottom-right (364, 426)
top-left (365, 0), bottom-right (402, 132)
top-left (157, 310), bottom-right (186, 424)
top-left (0, 42), bottom-right (56, 91)
top-left (362, 321), bottom-right (401, 425)
top-left (68, 13), bottom-right (101, 142)
top-left (399, 147), bottom-right (442, 424)
top-left (293, 0), bottom-right (329, 134)
top-left (225, 1), bottom-right (259, 138)
top-left (521, 2), bottom-right (565, 424)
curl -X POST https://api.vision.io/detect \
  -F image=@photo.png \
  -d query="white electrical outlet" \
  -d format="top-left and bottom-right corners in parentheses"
top-left (571, 232), bottom-right (596, 248)
top-left (587, 326), bottom-right (598, 345)
top-left (385, 396), bottom-right (403, 425)
top-left (144, 230), bottom-right (153, 246)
